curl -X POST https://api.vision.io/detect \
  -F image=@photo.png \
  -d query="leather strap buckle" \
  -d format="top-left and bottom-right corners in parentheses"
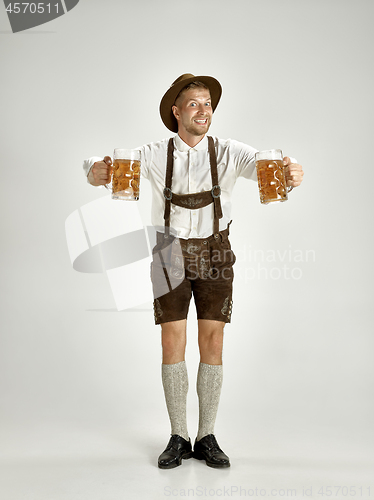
top-left (163, 187), bottom-right (173, 200)
top-left (211, 185), bottom-right (221, 199)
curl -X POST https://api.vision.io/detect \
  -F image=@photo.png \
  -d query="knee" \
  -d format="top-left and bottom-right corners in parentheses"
top-left (199, 330), bottom-right (224, 357)
top-left (162, 332), bottom-right (184, 353)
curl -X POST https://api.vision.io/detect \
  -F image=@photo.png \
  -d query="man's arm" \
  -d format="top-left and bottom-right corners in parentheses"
top-left (83, 143), bottom-right (152, 190)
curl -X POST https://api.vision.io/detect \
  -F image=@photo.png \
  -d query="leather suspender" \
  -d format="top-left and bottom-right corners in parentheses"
top-left (207, 136), bottom-right (223, 235)
top-left (163, 138), bottom-right (175, 237)
top-left (163, 136), bottom-right (223, 238)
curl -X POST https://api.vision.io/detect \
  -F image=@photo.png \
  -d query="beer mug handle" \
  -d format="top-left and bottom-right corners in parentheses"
top-left (284, 155), bottom-right (297, 194)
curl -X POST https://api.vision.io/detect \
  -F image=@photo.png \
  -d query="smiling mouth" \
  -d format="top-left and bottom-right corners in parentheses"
top-left (194, 119), bottom-right (208, 125)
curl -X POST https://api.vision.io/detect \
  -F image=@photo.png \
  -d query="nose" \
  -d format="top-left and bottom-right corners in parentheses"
top-left (197, 103), bottom-right (206, 114)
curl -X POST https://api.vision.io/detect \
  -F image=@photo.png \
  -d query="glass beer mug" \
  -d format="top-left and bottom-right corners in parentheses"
top-left (255, 149), bottom-right (293, 204)
top-left (111, 149), bottom-right (141, 201)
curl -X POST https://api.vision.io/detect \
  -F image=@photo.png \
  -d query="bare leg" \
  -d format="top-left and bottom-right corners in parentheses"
top-left (161, 319), bottom-right (187, 364)
top-left (197, 319), bottom-right (225, 365)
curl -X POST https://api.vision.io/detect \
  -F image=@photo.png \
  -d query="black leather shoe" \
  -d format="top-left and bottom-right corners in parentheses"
top-left (193, 434), bottom-right (230, 468)
top-left (158, 435), bottom-right (193, 469)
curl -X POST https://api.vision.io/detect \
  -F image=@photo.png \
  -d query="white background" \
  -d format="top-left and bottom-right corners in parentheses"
top-left (0, 1), bottom-right (373, 499)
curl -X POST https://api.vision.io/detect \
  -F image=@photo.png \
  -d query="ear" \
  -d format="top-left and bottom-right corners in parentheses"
top-left (172, 105), bottom-right (180, 122)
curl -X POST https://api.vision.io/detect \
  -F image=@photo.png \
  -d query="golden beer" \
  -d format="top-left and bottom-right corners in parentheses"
top-left (255, 150), bottom-right (288, 204)
top-left (112, 150), bottom-right (141, 201)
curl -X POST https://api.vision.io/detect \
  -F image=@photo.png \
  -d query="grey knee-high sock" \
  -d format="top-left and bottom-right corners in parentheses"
top-left (196, 362), bottom-right (223, 441)
top-left (161, 361), bottom-right (189, 441)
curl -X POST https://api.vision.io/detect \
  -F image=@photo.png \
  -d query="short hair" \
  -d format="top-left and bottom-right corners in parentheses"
top-left (174, 81), bottom-right (210, 107)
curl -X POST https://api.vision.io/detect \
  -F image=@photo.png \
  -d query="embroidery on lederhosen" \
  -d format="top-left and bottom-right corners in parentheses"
top-left (179, 197), bottom-right (204, 208)
top-left (170, 239), bottom-right (184, 279)
top-left (153, 298), bottom-right (163, 320)
top-left (180, 239), bottom-right (212, 280)
top-left (199, 254), bottom-right (211, 279)
top-left (221, 296), bottom-right (233, 321)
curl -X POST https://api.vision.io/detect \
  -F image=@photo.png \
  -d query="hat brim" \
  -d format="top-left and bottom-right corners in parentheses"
top-left (159, 75), bottom-right (222, 133)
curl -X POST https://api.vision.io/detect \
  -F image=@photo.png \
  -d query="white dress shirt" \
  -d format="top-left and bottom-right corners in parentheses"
top-left (83, 134), bottom-right (259, 239)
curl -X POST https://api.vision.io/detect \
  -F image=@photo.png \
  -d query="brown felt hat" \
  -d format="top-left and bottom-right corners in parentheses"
top-left (159, 73), bottom-right (222, 132)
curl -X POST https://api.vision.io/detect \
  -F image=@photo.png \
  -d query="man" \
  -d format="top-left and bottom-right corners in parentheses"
top-left (83, 73), bottom-right (304, 469)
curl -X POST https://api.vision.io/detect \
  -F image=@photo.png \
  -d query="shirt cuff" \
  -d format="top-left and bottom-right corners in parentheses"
top-left (83, 156), bottom-right (107, 187)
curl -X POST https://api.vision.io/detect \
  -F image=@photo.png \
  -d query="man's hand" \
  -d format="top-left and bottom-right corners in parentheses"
top-left (283, 157), bottom-right (304, 188)
top-left (87, 156), bottom-right (113, 186)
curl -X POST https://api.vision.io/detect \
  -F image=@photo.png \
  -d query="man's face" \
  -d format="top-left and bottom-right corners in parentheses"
top-left (172, 87), bottom-right (213, 138)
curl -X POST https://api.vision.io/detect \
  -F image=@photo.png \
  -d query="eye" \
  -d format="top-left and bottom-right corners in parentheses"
top-left (190, 102), bottom-right (196, 107)
top-left (205, 102), bottom-right (211, 106)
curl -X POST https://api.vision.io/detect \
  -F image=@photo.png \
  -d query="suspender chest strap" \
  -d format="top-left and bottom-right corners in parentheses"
top-left (163, 136), bottom-right (223, 237)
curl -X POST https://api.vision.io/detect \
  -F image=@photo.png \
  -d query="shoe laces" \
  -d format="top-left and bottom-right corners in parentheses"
top-left (204, 434), bottom-right (222, 452)
top-left (167, 434), bottom-right (183, 450)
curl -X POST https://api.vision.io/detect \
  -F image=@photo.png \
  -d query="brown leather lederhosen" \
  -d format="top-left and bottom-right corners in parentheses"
top-left (153, 136), bottom-right (234, 293)
top-left (151, 136), bottom-right (235, 323)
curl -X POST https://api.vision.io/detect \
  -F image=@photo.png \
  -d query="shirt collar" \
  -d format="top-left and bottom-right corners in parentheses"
top-left (174, 134), bottom-right (208, 152)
